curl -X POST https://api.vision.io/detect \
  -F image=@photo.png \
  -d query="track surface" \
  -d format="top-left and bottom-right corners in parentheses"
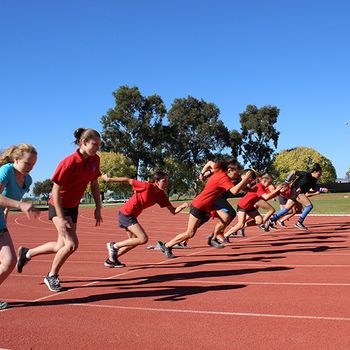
top-left (1, 207), bottom-right (350, 349)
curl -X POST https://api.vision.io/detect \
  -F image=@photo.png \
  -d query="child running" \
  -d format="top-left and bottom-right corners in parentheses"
top-left (223, 174), bottom-right (286, 240)
top-left (16, 128), bottom-right (103, 292)
top-left (268, 163), bottom-right (328, 230)
top-left (199, 160), bottom-right (242, 249)
top-left (0, 144), bottom-right (39, 309)
top-left (158, 161), bottom-right (254, 259)
top-left (102, 172), bottom-right (189, 267)
top-left (276, 190), bottom-right (321, 227)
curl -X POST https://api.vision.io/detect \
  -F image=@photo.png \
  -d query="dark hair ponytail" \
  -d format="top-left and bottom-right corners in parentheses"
top-left (153, 171), bottom-right (168, 182)
top-left (311, 163), bottom-right (322, 173)
top-left (73, 128), bottom-right (101, 146)
top-left (216, 159), bottom-right (239, 172)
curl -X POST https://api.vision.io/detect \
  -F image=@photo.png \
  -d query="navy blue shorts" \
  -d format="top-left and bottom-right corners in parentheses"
top-left (118, 210), bottom-right (138, 229)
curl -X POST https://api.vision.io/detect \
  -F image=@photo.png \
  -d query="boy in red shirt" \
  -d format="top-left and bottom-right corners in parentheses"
top-left (158, 161), bottom-right (254, 258)
top-left (224, 174), bottom-right (286, 240)
top-left (102, 172), bottom-right (189, 267)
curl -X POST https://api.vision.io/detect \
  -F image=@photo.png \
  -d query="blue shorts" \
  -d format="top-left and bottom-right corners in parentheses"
top-left (118, 210), bottom-right (138, 229)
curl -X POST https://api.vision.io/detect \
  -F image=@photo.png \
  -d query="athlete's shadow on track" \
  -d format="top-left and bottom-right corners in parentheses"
top-left (12, 284), bottom-right (246, 306)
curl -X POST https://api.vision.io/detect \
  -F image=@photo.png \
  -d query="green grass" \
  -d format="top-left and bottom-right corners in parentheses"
top-left (227, 193), bottom-right (350, 215)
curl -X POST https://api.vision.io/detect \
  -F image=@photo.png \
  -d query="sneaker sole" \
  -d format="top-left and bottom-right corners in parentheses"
top-left (16, 246), bottom-right (28, 273)
top-left (44, 278), bottom-right (62, 292)
top-left (104, 262), bottom-right (125, 268)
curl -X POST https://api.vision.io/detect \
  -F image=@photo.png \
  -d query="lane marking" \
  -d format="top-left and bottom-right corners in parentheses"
top-left (69, 303), bottom-right (350, 321)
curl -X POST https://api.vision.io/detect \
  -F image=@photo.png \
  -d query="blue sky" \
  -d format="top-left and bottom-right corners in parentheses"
top-left (1, 0), bottom-right (349, 183)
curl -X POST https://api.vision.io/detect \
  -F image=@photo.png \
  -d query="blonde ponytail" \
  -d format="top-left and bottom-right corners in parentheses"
top-left (0, 144), bottom-right (37, 167)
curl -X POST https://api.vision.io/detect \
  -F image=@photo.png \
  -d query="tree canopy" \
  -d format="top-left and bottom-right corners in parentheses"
top-left (100, 86), bottom-right (166, 178)
top-left (272, 147), bottom-right (337, 184)
top-left (238, 104), bottom-right (280, 172)
top-left (33, 179), bottom-right (53, 203)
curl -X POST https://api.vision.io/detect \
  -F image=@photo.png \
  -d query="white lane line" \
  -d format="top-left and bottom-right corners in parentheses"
top-left (69, 303), bottom-right (350, 321)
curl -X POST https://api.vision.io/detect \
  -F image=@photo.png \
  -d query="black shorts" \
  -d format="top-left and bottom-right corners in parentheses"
top-left (237, 205), bottom-right (259, 216)
top-left (0, 228), bottom-right (8, 237)
top-left (189, 205), bottom-right (210, 227)
top-left (118, 210), bottom-right (138, 229)
top-left (213, 197), bottom-right (236, 219)
top-left (48, 204), bottom-right (79, 223)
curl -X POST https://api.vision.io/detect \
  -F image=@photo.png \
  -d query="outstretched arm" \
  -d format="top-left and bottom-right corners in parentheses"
top-left (167, 202), bottom-right (190, 215)
top-left (229, 170), bottom-right (254, 195)
top-left (102, 174), bottom-right (133, 185)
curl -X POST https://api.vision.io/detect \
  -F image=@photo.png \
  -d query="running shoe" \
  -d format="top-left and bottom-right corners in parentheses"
top-left (44, 274), bottom-right (62, 292)
top-left (157, 241), bottom-right (176, 259)
top-left (223, 236), bottom-right (231, 243)
top-left (278, 221), bottom-right (287, 227)
top-left (104, 258), bottom-right (125, 268)
top-left (209, 239), bottom-right (225, 249)
top-left (207, 234), bottom-right (214, 246)
top-left (16, 246), bottom-right (30, 273)
top-left (258, 224), bottom-right (269, 233)
top-left (295, 222), bottom-right (308, 231)
top-left (237, 229), bottom-right (246, 237)
top-left (268, 220), bottom-right (277, 230)
top-left (106, 242), bottom-right (118, 262)
top-left (0, 301), bottom-right (9, 310)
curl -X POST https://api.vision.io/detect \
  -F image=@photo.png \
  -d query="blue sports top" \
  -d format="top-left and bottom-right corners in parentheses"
top-left (0, 163), bottom-right (32, 230)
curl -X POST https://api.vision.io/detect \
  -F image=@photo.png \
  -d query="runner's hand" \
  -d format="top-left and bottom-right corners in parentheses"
top-left (95, 207), bottom-right (103, 226)
top-left (19, 202), bottom-right (40, 220)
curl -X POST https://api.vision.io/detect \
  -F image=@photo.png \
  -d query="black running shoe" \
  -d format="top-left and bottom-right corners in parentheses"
top-left (207, 234), bottom-right (214, 247)
top-left (223, 236), bottom-right (231, 243)
top-left (209, 239), bottom-right (225, 249)
top-left (268, 220), bottom-right (277, 230)
top-left (44, 274), bottom-right (62, 292)
top-left (157, 241), bottom-right (176, 259)
top-left (258, 224), bottom-right (269, 233)
top-left (104, 258), bottom-right (125, 268)
top-left (295, 222), bottom-right (308, 231)
top-left (278, 220), bottom-right (287, 227)
top-left (0, 301), bottom-right (9, 310)
top-left (16, 246), bottom-right (30, 273)
top-left (106, 242), bottom-right (118, 262)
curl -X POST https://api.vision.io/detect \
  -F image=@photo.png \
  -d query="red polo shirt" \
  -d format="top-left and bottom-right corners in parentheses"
top-left (120, 180), bottom-right (171, 218)
top-left (191, 170), bottom-right (234, 212)
top-left (238, 182), bottom-right (270, 211)
top-left (49, 149), bottom-right (101, 208)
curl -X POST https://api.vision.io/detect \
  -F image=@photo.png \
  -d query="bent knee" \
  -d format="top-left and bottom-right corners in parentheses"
top-left (2, 257), bottom-right (16, 272)
top-left (255, 217), bottom-right (263, 225)
top-left (66, 242), bottom-right (79, 252)
top-left (138, 236), bottom-right (149, 245)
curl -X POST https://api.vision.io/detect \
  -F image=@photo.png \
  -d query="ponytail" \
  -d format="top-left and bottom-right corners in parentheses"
top-left (311, 163), bottom-right (322, 173)
top-left (73, 128), bottom-right (101, 146)
top-left (0, 144), bottom-right (37, 167)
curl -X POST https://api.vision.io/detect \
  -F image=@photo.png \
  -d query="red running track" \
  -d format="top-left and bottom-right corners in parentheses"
top-left (1, 207), bottom-right (350, 349)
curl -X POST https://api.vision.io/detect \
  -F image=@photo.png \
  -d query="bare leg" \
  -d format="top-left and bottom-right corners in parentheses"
top-left (255, 200), bottom-right (275, 224)
top-left (0, 231), bottom-right (16, 285)
top-left (224, 212), bottom-right (247, 237)
top-left (49, 217), bottom-right (78, 276)
top-left (165, 214), bottom-right (201, 248)
top-left (27, 235), bottom-right (65, 258)
top-left (212, 210), bottom-right (233, 239)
